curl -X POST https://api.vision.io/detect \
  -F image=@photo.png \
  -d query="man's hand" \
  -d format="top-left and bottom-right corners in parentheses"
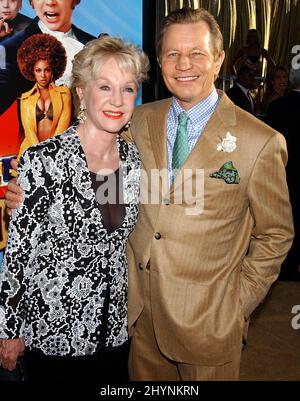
top-left (0, 338), bottom-right (25, 371)
top-left (0, 19), bottom-right (13, 38)
top-left (5, 158), bottom-right (22, 215)
top-left (5, 178), bottom-right (23, 215)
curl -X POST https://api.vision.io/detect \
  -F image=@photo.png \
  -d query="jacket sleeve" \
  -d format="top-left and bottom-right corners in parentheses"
top-left (240, 132), bottom-right (294, 319)
top-left (54, 88), bottom-right (72, 135)
top-left (121, 128), bottom-right (134, 143)
top-left (0, 43), bottom-right (19, 114)
top-left (18, 97), bottom-right (39, 160)
top-left (0, 148), bottom-right (52, 338)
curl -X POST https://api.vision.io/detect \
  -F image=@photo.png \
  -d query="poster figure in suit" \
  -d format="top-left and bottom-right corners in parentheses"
top-left (0, 0), bottom-right (32, 42)
top-left (16, 33), bottom-right (72, 160)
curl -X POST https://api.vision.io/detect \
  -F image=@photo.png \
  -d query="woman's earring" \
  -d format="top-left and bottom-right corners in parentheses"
top-left (124, 120), bottom-right (131, 130)
top-left (77, 104), bottom-right (87, 124)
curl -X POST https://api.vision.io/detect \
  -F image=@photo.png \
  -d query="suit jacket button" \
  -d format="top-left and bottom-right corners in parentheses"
top-left (154, 232), bottom-right (161, 240)
top-left (138, 263), bottom-right (143, 270)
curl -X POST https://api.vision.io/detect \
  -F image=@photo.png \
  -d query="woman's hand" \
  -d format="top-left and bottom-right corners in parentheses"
top-left (0, 338), bottom-right (25, 371)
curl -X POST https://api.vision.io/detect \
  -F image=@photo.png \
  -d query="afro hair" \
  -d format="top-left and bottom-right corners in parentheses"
top-left (17, 33), bottom-right (67, 82)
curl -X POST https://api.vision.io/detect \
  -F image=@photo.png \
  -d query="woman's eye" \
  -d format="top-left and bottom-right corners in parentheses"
top-left (99, 85), bottom-right (110, 91)
top-left (124, 87), bottom-right (135, 93)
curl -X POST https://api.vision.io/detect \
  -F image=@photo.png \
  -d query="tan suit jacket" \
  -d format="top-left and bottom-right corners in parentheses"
top-left (18, 82), bottom-right (72, 159)
top-left (126, 90), bottom-right (294, 365)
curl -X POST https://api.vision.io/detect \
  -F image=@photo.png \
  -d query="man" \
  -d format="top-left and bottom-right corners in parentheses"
top-left (126, 8), bottom-right (293, 380)
top-left (266, 68), bottom-right (300, 281)
top-left (226, 66), bottom-right (256, 114)
top-left (4, 8), bottom-right (294, 381)
top-left (0, 0), bottom-right (95, 114)
top-left (0, 0), bottom-right (32, 42)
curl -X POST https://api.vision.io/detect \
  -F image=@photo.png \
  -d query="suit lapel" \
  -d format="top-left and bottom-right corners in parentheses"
top-left (25, 18), bottom-right (42, 36)
top-left (187, 92), bottom-right (236, 168)
top-left (147, 99), bottom-right (171, 171)
top-left (171, 91), bottom-right (237, 190)
top-left (50, 85), bottom-right (63, 136)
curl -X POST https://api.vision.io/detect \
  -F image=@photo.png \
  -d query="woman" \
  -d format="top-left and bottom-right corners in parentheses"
top-left (262, 66), bottom-right (289, 113)
top-left (230, 29), bottom-right (275, 77)
top-left (0, 36), bottom-right (149, 382)
top-left (16, 33), bottom-right (72, 159)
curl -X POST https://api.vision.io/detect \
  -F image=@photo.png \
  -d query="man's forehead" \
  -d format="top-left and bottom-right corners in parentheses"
top-left (163, 22), bottom-right (211, 40)
top-left (162, 24), bottom-right (212, 48)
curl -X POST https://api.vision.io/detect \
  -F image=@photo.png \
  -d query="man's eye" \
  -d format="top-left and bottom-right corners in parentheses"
top-left (191, 52), bottom-right (203, 58)
top-left (167, 52), bottom-right (179, 58)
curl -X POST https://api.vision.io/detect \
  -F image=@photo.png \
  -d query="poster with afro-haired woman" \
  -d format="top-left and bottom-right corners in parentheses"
top-left (0, 0), bottom-right (143, 267)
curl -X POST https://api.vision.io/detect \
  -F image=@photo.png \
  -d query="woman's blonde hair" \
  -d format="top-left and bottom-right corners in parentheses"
top-left (71, 36), bottom-right (149, 113)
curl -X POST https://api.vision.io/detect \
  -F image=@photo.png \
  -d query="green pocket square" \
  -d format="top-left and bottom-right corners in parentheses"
top-left (210, 161), bottom-right (240, 184)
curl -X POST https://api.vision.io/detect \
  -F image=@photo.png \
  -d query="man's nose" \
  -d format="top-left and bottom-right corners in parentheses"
top-left (45, 0), bottom-right (58, 5)
top-left (176, 55), bottom-right (192, 70)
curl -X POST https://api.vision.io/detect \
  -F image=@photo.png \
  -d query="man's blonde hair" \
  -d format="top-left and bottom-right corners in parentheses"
top-left (156, 7), bottom-right (224, 62)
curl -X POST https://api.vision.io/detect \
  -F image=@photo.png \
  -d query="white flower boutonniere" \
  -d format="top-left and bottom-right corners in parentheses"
top-left (217, 132), bottom-right (237, 153)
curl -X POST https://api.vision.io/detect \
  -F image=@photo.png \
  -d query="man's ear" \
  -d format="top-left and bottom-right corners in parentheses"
top-left (157, 57), bottom-right (162, 69)
top-left (214, 50), bottom-right (225, 75)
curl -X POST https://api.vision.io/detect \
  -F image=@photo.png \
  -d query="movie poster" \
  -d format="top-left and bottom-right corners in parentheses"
top-left (0, 0), bottom-right (143, 266)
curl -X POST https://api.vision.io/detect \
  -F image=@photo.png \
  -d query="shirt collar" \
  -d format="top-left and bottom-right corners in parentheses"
top-left (170, 87), bottom-right (219, 125)
top-left (38, 20), bottom-right (74, 39)
top-left (236, 82), bottom-right (249, 96)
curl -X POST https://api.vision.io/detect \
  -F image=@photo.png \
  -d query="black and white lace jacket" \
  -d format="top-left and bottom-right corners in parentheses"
top-left (0, 126), bottom-right (140, 356)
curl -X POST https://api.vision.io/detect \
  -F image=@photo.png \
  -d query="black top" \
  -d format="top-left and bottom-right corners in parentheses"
top-left (89, 168), bottom-right (126, 233)
top-left (36, 102), bottom-right (54, 122)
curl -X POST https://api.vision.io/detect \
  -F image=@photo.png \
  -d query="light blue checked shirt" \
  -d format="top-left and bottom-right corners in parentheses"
top-left (167, 88), bottom-right (220, 185)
